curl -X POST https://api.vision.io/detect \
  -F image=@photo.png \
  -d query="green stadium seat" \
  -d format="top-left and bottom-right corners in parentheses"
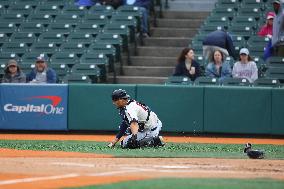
top-left (247, 35), bottom-right (270, 47)
top-left (70, 63), bottom-right (101, 83)
top-left (66, 32), bottom-right (94, 44)
top-left (10, 32), bottom-right (37, 45)
top-left (0, 0), bottom-right (11, 8)
top-left (253, 78), bottom-right (281, 87)
top-left (46, 23), bottom-right (73, 34)
top-left (265, 67), bottom-right (284, 81)
top-left (14, 0), bottom-right (40, 6)
top-left (199, 25), bottom-right (228, 35)
top-left (50, 52), bottom-right (79, 66)
top-left (53, 14), bottom-right (81, 26)
top-left (0, 13), bottom-right (25, 25)
top-left (237, 7), bottom-right (262, 20)
top-left (248, 45), bottom-right (265, 58)
top-left (88, 5), bottom-right (114, 18)
top-left (1, 42), bottom-right (29, 55)
top-left (26, 13), bottom-right (53, 24)
top-left (34, 4), bottom-right (61, 16)
top-left (38, 32), bottom-right (66, 45)
top-left (210, 7), bottom-right (236, 19)
top-left (103, 23), bottom-right (131, 49)
top-left (82, 14), bottom-right (109, 27)
top-left (203, 15), bottom-right (231, 26)
top-left (30, 42), bottom-right (58, 55)
top-left (18, 22), bottom-right (46, 34)
top-left (0, 23), bottom-right (17, 34)
top-left (0, 52), bottom-right (20, 66)
top-left (231, 16), bottom-right (257, 29)
top-left (194, 76), bottom-right (220, 85)
top-left (59, 42), bottom-right (86, 55)
top-left (165, 76), bottom-right (192, 85)
top-left (62, 73), bottom-right (92, 84)
top-left (240, 0), bottom-right (265, 10)
top-left (61, 4), bottom-right (87, 16)
top-left (266, 56), bottom-right (284, 68)
top-left (42, 0), bottom-right (73, 6)
top-left (215, 0), bottom-right (239, 10)
top-left (228, 24), bottom-right (254, 39)
top-left (6, 4), bottom-right (34, 16)
top-left (19, 63), bottom-right (36, 74)
top-left (73, 23), bottom-right (102, 35)
top-left (0, 33), bottom-right (9, 44)
top-left (48, 63), bottom-right (69, 83)
top-left (222, 77), bottom-right (250, 86)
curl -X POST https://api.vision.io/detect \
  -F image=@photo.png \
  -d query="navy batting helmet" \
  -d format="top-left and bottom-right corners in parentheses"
top-left (111, 89), bottom-right (130, 101)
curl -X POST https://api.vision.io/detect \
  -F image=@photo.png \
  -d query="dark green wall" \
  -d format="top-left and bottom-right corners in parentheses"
top-left (68, 84), bottom-right (136, 130)
top-left (271, 88), bottom-right (284, 135)
top-left (204, 86), bottom-right (271, 134)
top-left (67, 84), bottom-right (284, 135)
top-left (136, 85), bottom-right (204, 132)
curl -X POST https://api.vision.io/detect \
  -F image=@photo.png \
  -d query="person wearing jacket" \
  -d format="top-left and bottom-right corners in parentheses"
top-left (205, 50), bottom-right (232, 83)
top-left (1, 59), bottom-right (26, 83)
top-left (173, 47), bottom-right (201, 81)
top-left (272, 0), bottom-right (284, 56)
top-left (26, 56), bottom-right (57, 84)
top-left (258, 12), bottom-right (275, 38)
top-left (203, 30), bottom-right (236, 60)
top-left (232, 48), bottom-right (258, 83)
top-left (124, 0), bottom-right (151, 37)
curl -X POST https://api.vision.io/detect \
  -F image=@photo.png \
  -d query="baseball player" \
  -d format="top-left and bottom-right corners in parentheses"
top-left (107, 89), bottom-right (165, 149)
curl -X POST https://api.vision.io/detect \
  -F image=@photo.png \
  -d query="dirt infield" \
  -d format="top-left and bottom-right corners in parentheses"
top-left (0, 134), bottom-right (284, 189)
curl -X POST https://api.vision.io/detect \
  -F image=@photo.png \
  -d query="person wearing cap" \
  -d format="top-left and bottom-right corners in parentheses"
top-left (26, 56), bottom-right (57, 84)
top-left (272, 0), bottom-right (284, 56)
top-left (258, 11), bottom-right (275, 38)
top-left (1, 59), bottom-right (26, 83)
top-left (232, 48), bottom-right (258, 83)
top-left (205, 49), bottom-right (232, 83)
top-left (203, 30), bottom-right (237, 61)
top-left (107, 89), bottom-right (164, 149)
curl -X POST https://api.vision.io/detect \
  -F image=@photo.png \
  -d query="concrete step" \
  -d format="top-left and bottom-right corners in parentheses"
top-left (125, 56), bottom-right (177, 66)
top-left (144, 37), bottom-right (191, 47)
top-left (167, 0), bottom-right (216, 12)
top-left (122, 66), bottom-right (174, 77)
top-left (151, 27), bottom-right (197, 37)
top-left (157, 18), bottom-right (204, 28)
top-left (162, 11), bottom-right (210, 19)
top-left (110, 75), bottom-right (168, 84)
top-left (137, 46), bottom-right (183, 57)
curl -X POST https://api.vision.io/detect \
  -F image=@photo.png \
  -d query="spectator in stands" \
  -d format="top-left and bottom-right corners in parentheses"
top-left (26, 56), bottom-right (57, 84)
top-left (1, 59), bottom-right (26, 83)
top-left (205, 50), bottom-right (232, 83)
top-left (173, 47), bottom-right (201, 81)
top-left (97, 0), bottom-right (123, 9)
top-left (258, 11), bottom-right (275, 38)
top-left (272, 0), bottom-right (284, 56)
top-left (232, 48), bottom-right (258, 83)
top-left (75, 0), bottom-right (95, 6)
top-left (124, 0), bottom-right (151, 37)
top-left (203, 29), bottom-right (236, 60)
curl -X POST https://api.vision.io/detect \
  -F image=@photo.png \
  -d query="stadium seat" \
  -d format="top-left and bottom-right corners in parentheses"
top-left (231, 16), bottom-right (257, 30)
top-left (62, 73), bottom-right (92, 84)
top-left (228, 24), bottom-right (254, 39)
top-left (0, 23), bottom-right (17, 34)
top-left (253, 78), bottom-right (281, 87)
top-left (48, 63), bottom-right (69, 83)
top-left (266, 56), bottom-right (284, 67)
top-left (61, 4), bottom-right (87, 16)
top-left (0, 13), bottom-right (25, 25)
top-left (34, 4), bottom-right (61, 16)
top-left (73, 23), bottom-right (102, 35)
top-left (165, 76), bottom-right (192, 85)
top-left (237, 7), bottom-right (262, 20)
top-left (30, 42), bottom-right (58, 55)
top-left (199, 25), bottom-right (227, 35)
top-left (70, 63), bottom-right (101, 83)
top-left (1, 42), bottom-right (29, 55)
top-left (0, 33), bottom-right (9, 44)
top-left (0, 53), bottom-right (20, 66)
top-left (46, 23), bottom-right (73, 34)
top-left (18, 22), bottom-right (46, 34)
top-left (6, 4), bottom-right (34, 16)
top-left (248, 45), bottom-right (266, 58)
top-left (210, 7), bottom-right (236, 19)
top-left (38, 32), bottom-right (66, 45)
top-left (54, 14), bottom-right (81, 26)
top-left (26, 13), bottom-right (53, 24)
top-left (19, 63), bottom-right (36, 74)
top-left (14, 0), bottom-right (40, 6)
top-left (194, 76), bottom-right (220, 85)
top-left (59, 42), bottom-right (87, 56)
top-left (222, 77), bottom-right (250, 86)
top-left (203, 15), bottom-right (231, 27)
top-left (265, 67), bottom-right (284, 81)
top-left (66, 32), bottom-right (94, 44)
top-left (49, 52), bottom-right (79, 67)
top-left (88, 5), bottom-right (114, 18)
top-left (81, 14), bottom-right (109, 27)
top-left (247, 35), bottom-right (270, 47)
top-left (9, 32), bottom-right (37, 45)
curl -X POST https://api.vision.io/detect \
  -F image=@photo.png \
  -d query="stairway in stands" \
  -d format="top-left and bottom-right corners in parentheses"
top-left (111, 0), bottom-right (214, 84)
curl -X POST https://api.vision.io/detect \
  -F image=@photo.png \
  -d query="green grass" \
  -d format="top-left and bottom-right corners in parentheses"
top-left (66, 178), bottom-right (284, 189)
top-left (0, 140), bottom-right (284, 159)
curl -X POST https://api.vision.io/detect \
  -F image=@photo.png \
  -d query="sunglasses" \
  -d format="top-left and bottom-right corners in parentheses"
top-left (8, 65), bottom-right (17, 68)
